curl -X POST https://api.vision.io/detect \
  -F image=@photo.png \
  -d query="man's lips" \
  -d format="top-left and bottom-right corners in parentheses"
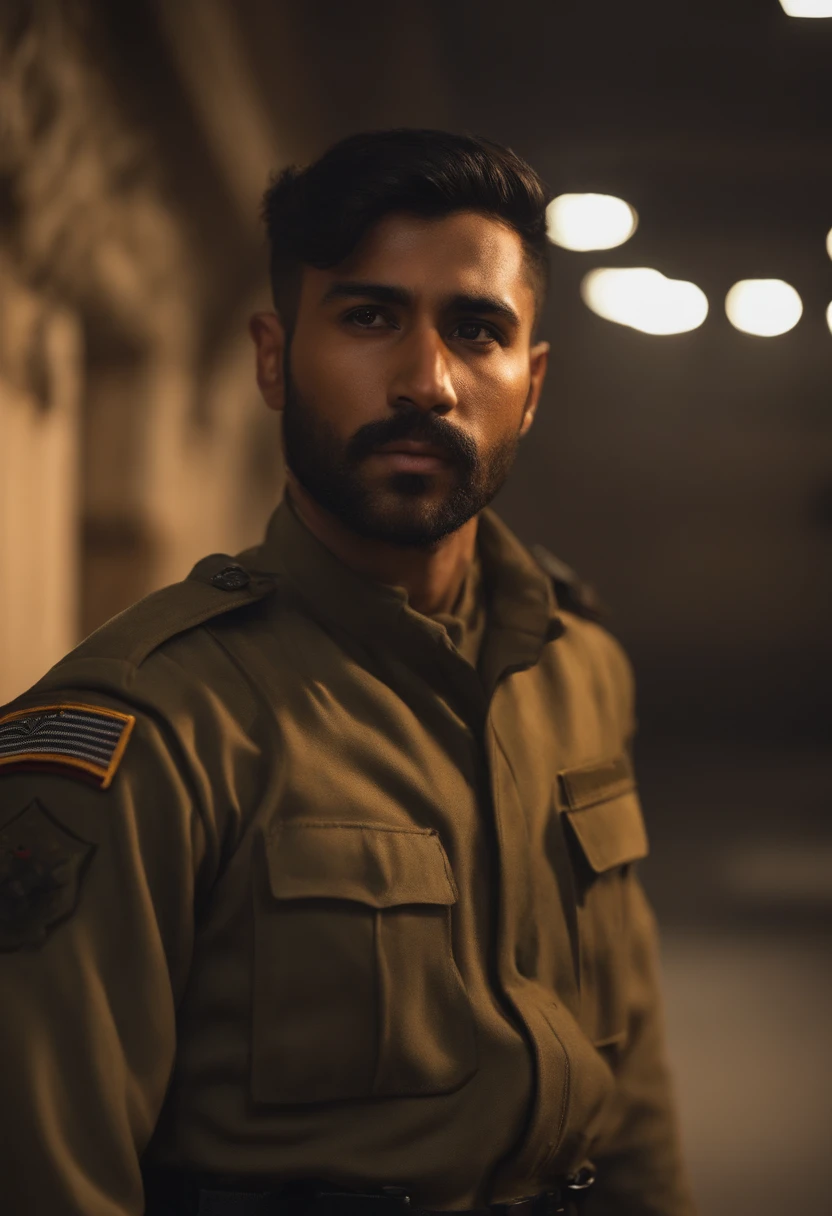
top-left (369, 439), bottom-right (452, 471)
top-left (373, 440), bottom-right (450, 458)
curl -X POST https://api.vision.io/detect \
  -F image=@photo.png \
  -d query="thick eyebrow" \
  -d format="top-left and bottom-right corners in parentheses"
top-left (323, 281), bottom-right (411, 308)
top-left (321, 280), bottom-right (521, 328)
top-left (449, 293), bottom-right (521, 328)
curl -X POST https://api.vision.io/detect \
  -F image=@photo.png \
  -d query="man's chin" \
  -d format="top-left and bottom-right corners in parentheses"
top-left (386, 470), bottom-right (447, 497)
top-left (350, 510), bottom-right (458, 549)
top-left (341, 488), bottom-right (474, 549)
top-left (290, 464), bottom-right (482, 548)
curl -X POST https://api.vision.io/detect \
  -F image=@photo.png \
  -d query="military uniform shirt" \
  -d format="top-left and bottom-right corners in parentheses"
top-left (0, 498), bottom-right (695, 1216)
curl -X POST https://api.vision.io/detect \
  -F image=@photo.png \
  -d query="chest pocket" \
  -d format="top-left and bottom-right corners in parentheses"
top-left (558, 753), bottom-right (649, 1048)
top-left (251, 822), bottom-right (477, 1105)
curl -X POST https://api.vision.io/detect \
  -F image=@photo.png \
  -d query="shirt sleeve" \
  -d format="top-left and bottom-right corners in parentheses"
top-left (0, 688), bottom-right (212, 1216)
top-left (584, 875), bottom-right (698, 1216)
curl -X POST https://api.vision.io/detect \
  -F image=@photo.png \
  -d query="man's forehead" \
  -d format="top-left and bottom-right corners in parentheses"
top-left (307, 211), bottom-right (533, 308)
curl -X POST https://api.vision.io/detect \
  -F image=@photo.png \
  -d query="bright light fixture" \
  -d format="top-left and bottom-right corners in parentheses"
top-left (725, 279), bottom-right (803, 336)
top-left (580, 267), bottom-right (708, 335)
top-left (827, 227), bottom-right (832, 260)
top-left (779, 1), bottom-right (832, 16)
top-left (546, 193), bottom-right (638, 251)
top-left (826, 302), bottom-right (832, 334)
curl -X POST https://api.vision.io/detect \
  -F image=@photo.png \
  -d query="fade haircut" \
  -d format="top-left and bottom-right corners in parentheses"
top-left (261, 128), bottom-right (551, 335)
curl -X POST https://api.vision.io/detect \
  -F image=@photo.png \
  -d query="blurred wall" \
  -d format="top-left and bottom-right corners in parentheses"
top-left (0, 1), bottom-right (284, 704)
top-left (0, 277), bottom-right (80, 697)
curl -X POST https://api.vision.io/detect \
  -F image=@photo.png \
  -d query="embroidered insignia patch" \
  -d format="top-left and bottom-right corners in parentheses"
top-left (0, 703), bottom-right (135, 789)
top-left (0, 799), bottom-right (96, 951)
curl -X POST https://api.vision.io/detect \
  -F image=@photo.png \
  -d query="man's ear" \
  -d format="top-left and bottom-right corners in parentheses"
top-left (249, 311), bottom-right (287, 412)
top-left (519, 340), bottom-right (550, 437)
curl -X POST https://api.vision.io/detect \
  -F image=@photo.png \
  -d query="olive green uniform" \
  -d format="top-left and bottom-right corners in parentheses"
top-left (0, 500), bottom-right (695, 1216)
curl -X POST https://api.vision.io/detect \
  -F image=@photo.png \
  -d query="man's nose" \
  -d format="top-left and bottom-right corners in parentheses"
top-left (389, 326), bottom-right (458, 415)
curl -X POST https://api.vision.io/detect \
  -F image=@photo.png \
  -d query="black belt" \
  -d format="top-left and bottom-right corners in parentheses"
top-left (141, 1171), bottom-right (596, 1216)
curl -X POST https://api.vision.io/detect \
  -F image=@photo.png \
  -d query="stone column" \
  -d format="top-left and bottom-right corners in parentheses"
top-left (0, 268), bottom-right (82, 704)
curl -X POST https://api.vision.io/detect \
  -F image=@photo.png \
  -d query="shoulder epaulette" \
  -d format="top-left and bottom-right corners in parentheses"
top-left (531, 544), bottom-right (607, 623)
top-left (57, 554), bottom-right (279, 671)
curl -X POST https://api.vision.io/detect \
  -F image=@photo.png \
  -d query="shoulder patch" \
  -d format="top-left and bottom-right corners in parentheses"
top-left (0, 799), bottom-right (96, 951)
top-left (0, 704), bottom-right (135, 789)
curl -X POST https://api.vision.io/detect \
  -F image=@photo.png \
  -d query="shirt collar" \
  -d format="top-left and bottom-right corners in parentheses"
top-left (254, 496), bottom-right (563, 692)
top-left (475, 508), bottom-right (565, 694)
top-left (258, 495), bottom-right (413, 643)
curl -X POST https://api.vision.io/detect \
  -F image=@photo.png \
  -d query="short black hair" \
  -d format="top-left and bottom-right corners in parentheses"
top-left (261, 128), bottom-right (551, 333)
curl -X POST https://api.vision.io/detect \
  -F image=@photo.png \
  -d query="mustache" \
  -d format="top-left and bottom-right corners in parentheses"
top-left (345, 409), bottom-right (478, 471)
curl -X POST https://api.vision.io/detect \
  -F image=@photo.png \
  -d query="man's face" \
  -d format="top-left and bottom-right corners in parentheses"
top-left (260, 211), bottom-right (548, 548)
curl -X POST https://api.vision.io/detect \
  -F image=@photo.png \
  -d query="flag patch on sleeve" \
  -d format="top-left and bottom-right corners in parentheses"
top-left (0, 704), bottom-right (135, 789)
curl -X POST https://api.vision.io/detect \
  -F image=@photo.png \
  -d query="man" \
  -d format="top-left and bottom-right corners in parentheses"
top-left (0, 130), bottom-right (695, 1216)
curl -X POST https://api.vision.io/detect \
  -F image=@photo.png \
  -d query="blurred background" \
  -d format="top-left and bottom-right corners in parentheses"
top-left (1, 1), bottom-right (830, 1211)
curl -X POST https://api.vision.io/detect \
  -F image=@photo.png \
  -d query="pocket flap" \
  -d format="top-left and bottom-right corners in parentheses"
top-left (558, 755), bottom-right (649, 873)
top-left (264, 822), bottom-right (458, 907)
top-left (558, 752), bottom-right (635, 811)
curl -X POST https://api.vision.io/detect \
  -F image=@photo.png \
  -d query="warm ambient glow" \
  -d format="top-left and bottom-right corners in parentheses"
top-left (580, 267), bottom-right (708, 335)
top-left (826, 302), bottom-right (832, 334)
top-left (779, 1), bottom-right (832, 16)
top-left (725, 279), bottom-right (803, 336)
top-left (827, 228), bottom-right (832, 260)
top-left (546, 194), bottom-right (638, 251)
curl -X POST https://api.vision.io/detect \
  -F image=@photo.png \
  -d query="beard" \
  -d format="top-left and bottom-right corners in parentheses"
top-left (281, 361), bottom-right (522, 549)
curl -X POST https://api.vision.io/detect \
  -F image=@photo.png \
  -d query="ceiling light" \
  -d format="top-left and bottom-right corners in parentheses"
top-left (779, 1), bottom-right (832, 15)
top-left (827, 227), bottom-right (832, 260)
top-left (546, 193), bottom-right (638, 251)
top-left (725, 280), bottom-right (803, 336)
top-left (580, 267), bottom-right (708, 335)
top-left (826, 302), bottom-right (832, 334)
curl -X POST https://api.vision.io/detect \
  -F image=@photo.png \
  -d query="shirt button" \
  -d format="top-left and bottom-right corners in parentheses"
top-left (211, 564), bottom-right (250, 591)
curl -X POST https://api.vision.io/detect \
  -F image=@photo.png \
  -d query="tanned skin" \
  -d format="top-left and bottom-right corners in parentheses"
top-left (249, 211), bottom-right (549, 616)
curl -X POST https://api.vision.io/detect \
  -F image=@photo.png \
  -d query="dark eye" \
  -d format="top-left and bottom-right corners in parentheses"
top-left (454, 321), bottom-right (499, 344)
top-left (346, 307), bottom-right (388, 329)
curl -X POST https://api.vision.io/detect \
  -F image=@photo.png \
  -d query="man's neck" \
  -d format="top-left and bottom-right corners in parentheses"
top-left (286, 475), bottom-right (478, 617)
